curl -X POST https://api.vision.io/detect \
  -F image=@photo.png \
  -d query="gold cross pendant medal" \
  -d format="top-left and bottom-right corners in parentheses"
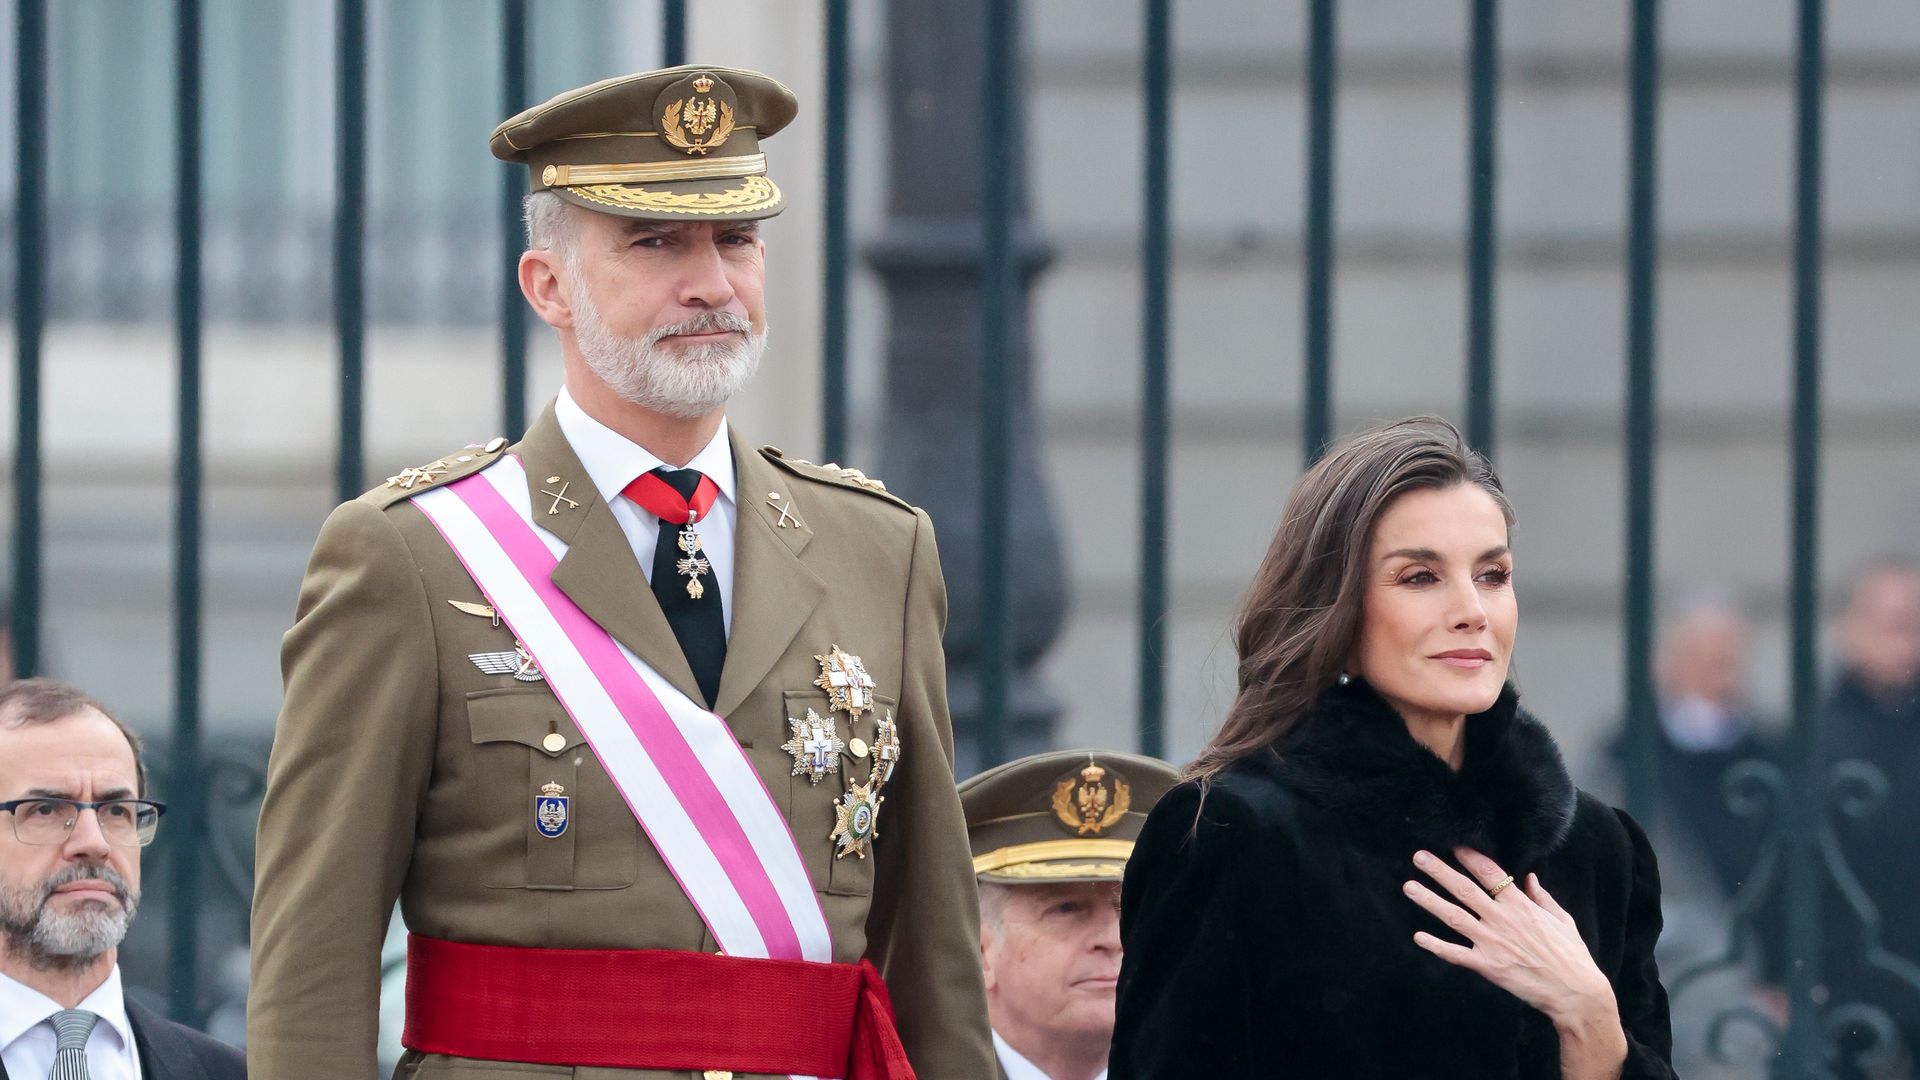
top-left (675, 510), bottom-right (713, 599)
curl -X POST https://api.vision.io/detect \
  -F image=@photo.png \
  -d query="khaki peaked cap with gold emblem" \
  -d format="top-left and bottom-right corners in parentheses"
top-left (961, 749), bottom-right (1181, 885)
top-left (491, 64), bottom-right (798, 221)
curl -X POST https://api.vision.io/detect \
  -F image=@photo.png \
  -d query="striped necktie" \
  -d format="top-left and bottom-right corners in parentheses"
top-left (47, 1009), bottom-right (99, 1080)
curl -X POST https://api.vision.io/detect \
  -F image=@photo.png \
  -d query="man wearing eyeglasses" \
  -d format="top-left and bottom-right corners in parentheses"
top-left (0, 678), bottom-right (245, 1080)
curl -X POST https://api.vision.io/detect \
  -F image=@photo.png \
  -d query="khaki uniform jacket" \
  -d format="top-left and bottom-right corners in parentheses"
top-left (248, 405), bottom-right (994, 1080)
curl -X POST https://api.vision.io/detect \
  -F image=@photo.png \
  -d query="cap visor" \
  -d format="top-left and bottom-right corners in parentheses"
top-left (554, 174), bottom-right (784, 221)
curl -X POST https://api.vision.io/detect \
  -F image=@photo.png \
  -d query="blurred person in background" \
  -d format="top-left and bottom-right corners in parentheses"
top-left (1817, 557), bottom-right (1920, 1078)
top-left (960, 750), bottom-right (1180, 1080)
top-left (0, 678), bottom-right (245, 1080)
top-left (1642, 601), bottom-right (1770, 899)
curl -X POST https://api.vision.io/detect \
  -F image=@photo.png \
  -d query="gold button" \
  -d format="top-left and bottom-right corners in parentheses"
top-left (542, 732), bottom-right (566, 753)
top-left (484, 436), bottom-right (508, 453)
top-left (541, 164), bottom-right (558, 186)
top-left (849, 737), bottom-right (869, 758)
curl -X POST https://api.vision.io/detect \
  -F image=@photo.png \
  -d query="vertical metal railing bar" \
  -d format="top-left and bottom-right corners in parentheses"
top-left (662, 0), bottom-right (686, 67)
top-left (1302, 0), bottom-right (1336, 464)
top-left (1621, 0), bottom-right (1660, 826)
top-left (1138, 0), bottom-right (1171, 760)
top-left (820, 0), bottom-right (850, 465)
top-left (1781, 0), bottom-right (1827, 1072)
top-left (977, 0), bottom-right (1016, 769)
top-left (1464, 0), bottom-right (1498, 459)
top-left (11, 0), bottom-right (46, 679)
top-left (500, 0), bottom-right (528, 441)
top-left (335, 0), bottom-right (367, 504)
top-left (167, 0), bottom-right (205, 1027)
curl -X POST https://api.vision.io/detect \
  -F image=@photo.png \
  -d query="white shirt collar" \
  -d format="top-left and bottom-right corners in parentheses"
top-left (553, 387), bottom-right (736, 509)
top-left (0, 963), bottom-right (138, 1059)
top-left (993, 1028), bottom-right (1107, 1080)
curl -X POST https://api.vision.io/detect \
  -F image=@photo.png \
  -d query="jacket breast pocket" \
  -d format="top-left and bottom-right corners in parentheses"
top-left (779, 689), bottom-right (898, 898)
top-left (466, 688), bottom-right (637, 891)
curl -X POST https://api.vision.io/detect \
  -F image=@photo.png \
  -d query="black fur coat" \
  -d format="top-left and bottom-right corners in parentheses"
top-left (1111, 680), bottom-right (1676, 1079)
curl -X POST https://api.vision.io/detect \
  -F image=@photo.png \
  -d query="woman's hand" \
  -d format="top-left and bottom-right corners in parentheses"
top-left (1404, 847), bottom-right (1628, 1080)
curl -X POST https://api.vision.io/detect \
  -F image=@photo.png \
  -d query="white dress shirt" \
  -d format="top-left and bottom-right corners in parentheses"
top-left (993, 1028), bottom-right (1107, 1080)
top-left (553, 387), bottom-right (738, 635)
top-left (0, 965), bottom-right (143, 1080)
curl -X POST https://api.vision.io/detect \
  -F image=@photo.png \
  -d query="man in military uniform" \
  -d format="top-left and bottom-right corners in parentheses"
top-left (959, 751), bottom-right (1179, 1080)
top-left (249, 66), bottom-right (993, 1079)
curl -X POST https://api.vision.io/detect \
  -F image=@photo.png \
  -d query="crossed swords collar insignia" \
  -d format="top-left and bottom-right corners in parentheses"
top-left (779, 645), bottom-right (903, 860)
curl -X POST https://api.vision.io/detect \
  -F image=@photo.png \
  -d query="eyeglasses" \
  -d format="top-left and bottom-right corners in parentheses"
top-left (0, 798), bottom-right (166, 848)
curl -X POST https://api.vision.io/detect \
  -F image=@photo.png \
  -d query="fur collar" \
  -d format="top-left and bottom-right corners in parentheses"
top-left (1267, 678), bottom-right (1578, 870)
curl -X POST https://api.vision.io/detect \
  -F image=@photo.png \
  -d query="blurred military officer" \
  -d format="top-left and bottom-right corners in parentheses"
top-left (960, 751), bottom-right (1179, 1080)
top-left (249, 65), bottom-right (991, 1080)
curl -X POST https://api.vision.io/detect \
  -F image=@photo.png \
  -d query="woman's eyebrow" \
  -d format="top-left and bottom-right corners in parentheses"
top-left (1378, 545), bottom-right (1510, 563)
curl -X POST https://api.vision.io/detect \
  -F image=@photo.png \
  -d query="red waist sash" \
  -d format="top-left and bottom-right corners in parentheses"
top-left (402, 935), bottom-right (916, 1079)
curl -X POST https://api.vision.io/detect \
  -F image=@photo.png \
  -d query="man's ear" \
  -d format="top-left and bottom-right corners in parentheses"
top-left (978, 922), bottom-right (997, 992)
top-left (519, 248), bottom-right (573, 330)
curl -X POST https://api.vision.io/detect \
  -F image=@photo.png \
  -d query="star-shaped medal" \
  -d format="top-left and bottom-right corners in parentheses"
top-left (831, 780), bottom-right (883, 860)
top-left (814, 645), bottom-right (876, 721)
top-left (871, 710), bottom-right (901, 787)
top-left (780, 709), bottom-right (844, 786)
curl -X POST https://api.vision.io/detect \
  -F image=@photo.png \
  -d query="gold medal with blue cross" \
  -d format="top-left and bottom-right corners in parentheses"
top-left (534, 780), bottom-right (569, 838)
top-left (831, 780), bottom-right (882, 860)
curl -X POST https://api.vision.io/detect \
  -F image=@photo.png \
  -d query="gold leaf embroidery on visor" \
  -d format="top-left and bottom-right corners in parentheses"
top-left (567, 176), bottom-right (780, 215)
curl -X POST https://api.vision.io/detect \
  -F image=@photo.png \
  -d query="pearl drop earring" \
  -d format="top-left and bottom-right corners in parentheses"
top-left (1337, 673), bottom-right (1352, 686)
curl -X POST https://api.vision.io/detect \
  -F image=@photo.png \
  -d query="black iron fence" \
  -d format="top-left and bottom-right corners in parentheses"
top-left (7, 1), bottom-right (1917, 1075)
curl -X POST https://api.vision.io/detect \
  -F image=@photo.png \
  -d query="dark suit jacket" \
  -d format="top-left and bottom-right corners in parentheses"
top-left (0, 1000), bottom-right (245, 1080)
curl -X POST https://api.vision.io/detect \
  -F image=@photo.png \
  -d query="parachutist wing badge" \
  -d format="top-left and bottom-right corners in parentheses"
top-left (470, 644), bottom-right (544, 683)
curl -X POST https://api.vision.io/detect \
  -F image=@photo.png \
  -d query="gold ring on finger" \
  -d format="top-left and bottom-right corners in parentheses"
top-left (1487, 874), bottom-right (1516, 897)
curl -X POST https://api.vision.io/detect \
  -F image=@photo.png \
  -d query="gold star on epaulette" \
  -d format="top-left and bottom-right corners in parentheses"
top-left (384, 458), bottom-right (452, 490)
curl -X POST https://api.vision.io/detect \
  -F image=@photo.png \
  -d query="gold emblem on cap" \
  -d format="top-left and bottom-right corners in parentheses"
top-left (1052, 756), bottom-right (1131, 837)
top-left (541, 164), bottom-right (558, 186)
top-left (660, 72), bottom-right (736, 157)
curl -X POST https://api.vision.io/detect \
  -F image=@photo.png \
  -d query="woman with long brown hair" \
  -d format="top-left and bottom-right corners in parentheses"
top-left (1110, 417), bottom-right (1674, 1079)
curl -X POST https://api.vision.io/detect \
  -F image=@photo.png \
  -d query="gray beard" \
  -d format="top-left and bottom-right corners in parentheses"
top-left (0, 861), bottom-right (137, 972)
top-left (572, 278), bottom-right (767, 420)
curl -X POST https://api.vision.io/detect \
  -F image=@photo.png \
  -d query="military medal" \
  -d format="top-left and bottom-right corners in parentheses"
top-left (814, 645), bottom-right (876, 721)
top-left (675, 515), bottom-right (713, 600)
top-left (622, 469), bottom-right (721, 600)
top-left (831, 780), bottom-right (882, 860)
top-left (780, 708), bottom-right (844, 785)
top-left (535, 781), bottom-right (569, 838)
top-left (872, 711), bottom-right (901, 787)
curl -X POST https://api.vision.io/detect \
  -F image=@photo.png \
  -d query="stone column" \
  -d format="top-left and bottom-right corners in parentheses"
top-left (867, 0), bottom-right (1062, 773)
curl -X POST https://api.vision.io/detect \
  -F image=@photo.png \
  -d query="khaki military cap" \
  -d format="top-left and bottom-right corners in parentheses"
top-left (491, 64), bottom-right (798, 221)
top-left (960, 750), bottom-right (1181, 885)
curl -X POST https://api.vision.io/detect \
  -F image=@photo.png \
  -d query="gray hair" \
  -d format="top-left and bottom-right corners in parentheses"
top-left (523, 190), bottom-right (579, 259)
top-left (977, 880), bottom-right (1013, 930)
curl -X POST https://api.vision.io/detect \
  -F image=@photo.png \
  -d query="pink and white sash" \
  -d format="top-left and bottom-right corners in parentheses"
top-left (413, 455), bottom-right (833, 965)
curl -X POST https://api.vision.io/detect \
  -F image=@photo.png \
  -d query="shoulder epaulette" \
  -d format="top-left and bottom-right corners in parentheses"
top-left (361, 436), bottom-right (511, 509)
top-left (759, 445), bottom-right (915, 512)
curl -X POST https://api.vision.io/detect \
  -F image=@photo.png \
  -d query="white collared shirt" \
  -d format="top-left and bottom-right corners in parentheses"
top-left (553, 387), bottom-right (738, 634)
top-left (0, 965), bottom-right (143, 1080)
top-left (994, 1028), bottom-right (1107, 1080)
